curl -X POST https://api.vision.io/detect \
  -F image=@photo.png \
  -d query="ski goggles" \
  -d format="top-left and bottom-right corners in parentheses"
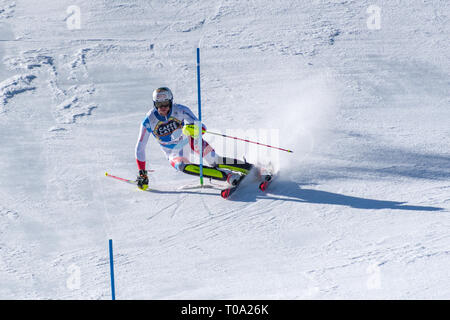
top-left (155, 101), bottom-right (171, 109)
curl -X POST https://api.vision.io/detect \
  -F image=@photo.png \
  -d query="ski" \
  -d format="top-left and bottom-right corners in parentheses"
top-left (257, 163), bottom-right (277, 192)
top-left (106, 171), bottom-right (231, 196)
top-left (106, 167), bottom-right (276, 198)
top-left (259, 174), bottom-right (273, 191)
top-left (220, 164), bottom-right (278, 198)
top-left (220, 174), bottom-right (248, 199)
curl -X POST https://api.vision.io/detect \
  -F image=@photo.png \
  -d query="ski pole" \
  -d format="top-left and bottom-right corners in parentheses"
top-left (105, 170), bottom-right (154, 183)
top-left (105, 172), bottom-right (136, 183)
top-left (205, 130), bottom-right (294, 153)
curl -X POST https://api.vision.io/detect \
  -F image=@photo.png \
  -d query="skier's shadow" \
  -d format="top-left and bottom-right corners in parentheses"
top-left (231, 180), bottom-right (444, 212)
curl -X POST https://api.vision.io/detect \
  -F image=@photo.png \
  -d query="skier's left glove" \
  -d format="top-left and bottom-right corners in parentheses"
top-left (137, 169), bottom-right (149, 190)
top-left (182, 124), bottom-right (206, 138)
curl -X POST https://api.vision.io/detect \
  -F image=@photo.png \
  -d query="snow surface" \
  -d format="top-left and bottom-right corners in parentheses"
top-left (0, 0), bottom-right (449, 299)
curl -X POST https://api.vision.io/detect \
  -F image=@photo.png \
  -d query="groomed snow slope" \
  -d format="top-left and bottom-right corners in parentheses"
top-left (0, 0), bottom-right (449, 299)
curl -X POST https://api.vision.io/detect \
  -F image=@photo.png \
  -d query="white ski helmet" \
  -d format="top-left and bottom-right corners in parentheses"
top-left (152, 87), bottom-right (173, 109)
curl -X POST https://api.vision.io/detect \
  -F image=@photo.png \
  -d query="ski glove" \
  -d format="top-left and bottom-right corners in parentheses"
top-left (182, 124), bottom-right (206, 138)
top-left (137, 169), bottom-right (149, 190)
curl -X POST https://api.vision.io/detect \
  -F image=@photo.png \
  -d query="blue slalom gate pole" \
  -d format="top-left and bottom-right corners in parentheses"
top-left (196, 48), bottom-right (204, 185)
top-left (109, 239), bottom-right (116, 300)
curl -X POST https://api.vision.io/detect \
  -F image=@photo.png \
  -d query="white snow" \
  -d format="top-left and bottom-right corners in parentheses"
top-left (0, 0), bottom-right (449, 299)
top-left (0, 73), bottom-right (36, 106)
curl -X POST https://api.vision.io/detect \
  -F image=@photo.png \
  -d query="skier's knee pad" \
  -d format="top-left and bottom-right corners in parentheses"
top-left (170, 156), bottom-right (189, 172)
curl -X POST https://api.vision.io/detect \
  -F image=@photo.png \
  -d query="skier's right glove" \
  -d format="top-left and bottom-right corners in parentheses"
top-left (137, 169), bottom-right (149, 190)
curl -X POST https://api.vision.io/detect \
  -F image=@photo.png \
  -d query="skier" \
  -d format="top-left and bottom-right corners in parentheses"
top-left (135, 87), bottom-right (253, 190)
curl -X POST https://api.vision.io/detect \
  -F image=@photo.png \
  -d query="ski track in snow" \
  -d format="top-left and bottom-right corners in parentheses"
top-left (0, 1), bottom-right (15, 19)
top-left (2, 48), bottom-right (98, 126)
top-left (0, 74), bottom-right (36, 106)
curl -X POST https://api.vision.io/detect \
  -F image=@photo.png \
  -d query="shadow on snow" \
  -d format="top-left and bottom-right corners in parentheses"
top-left (228, 180), bottom-right (444, 212)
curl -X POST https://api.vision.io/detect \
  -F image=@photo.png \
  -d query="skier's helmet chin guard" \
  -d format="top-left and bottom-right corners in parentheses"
top-left (153, 87), bottom-right (173, 110)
